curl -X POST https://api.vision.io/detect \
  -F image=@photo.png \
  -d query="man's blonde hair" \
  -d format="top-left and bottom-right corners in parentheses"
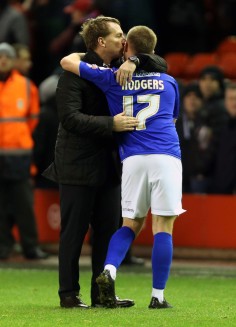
top-left (127, 26), bottom-right (157, 54)
top-left (80, 15), bottom-right (121, 50)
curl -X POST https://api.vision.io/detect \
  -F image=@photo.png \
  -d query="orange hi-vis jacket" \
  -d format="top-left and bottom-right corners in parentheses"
top-left (0, 70), bottom-right (39, 155)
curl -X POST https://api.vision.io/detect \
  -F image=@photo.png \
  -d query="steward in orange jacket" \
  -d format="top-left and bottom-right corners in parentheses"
top-left (0, 55), bottom-right (39, 180)
top-left (0, 42), bottom-right (48, 260)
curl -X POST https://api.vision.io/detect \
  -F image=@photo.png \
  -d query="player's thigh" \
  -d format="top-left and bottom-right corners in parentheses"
top-left (150, 155), bottom-right (185, 216)
top-left (122, 155), bottom-right (150, 219)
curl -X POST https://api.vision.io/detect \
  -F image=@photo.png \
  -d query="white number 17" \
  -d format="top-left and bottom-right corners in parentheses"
top-left (123, 94), bottom-right (160, 130)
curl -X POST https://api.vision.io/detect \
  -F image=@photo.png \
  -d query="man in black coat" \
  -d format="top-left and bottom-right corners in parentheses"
top-left (43, 16), bottom-right (167, 308)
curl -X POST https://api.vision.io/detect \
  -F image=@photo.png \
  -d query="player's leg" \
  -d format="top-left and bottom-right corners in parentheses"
top-left (90, 183), bottom-right (120, 306)
top-left (104, 217), bottom-right (145, 277)
top-left (97, 219), bottom-right (148, 308)
top-left (149, 214), bottom-right (176, 309)
top-left (96, 155), bottom-right (149, 307)
top-left (105, 155), bottom-right (149, 273)
top-left (149, 154), bottom-right (185, 309)
top-left (105, 155), bottom-right (149, 275)
top-left (96, 217), bottom-right (144, 307)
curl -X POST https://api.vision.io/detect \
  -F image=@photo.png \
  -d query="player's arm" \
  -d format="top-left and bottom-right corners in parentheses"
top-left (61, 53), bottom-right (137, 86)
top-left (115, 60), bottom-right (136, 86)
top-left (173, 79), bottom-right (180, 124)
top-left (60, 53), bottom-right (82, 75)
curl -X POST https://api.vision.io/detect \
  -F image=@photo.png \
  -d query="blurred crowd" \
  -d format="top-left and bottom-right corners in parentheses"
top-left (0, 0), bottom-right (236, 260)
top-left (1, 0), bottom-right (236, 85)
top-left (0, 0), bottom-right (235, 189)
top-left (176, 67), bottom-right (236, 194)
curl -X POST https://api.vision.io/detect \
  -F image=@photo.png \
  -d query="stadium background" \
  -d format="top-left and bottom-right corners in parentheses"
top-left (2, 0), bottom-right (236, 261)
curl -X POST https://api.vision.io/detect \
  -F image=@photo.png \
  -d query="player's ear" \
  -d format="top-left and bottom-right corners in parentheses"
top-left (124, 41), bottom-right (128, 53)
top-left (98, 37), bottom-right (106, 48)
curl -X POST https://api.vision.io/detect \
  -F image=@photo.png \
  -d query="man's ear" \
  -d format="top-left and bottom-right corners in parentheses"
top-left (98, 37), bottom-right (106, 47)
top-left (124, 41), bottom-right (128, 53)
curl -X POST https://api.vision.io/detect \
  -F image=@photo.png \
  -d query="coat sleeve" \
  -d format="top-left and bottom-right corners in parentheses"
top-left (56, 71), bottom-right (114, 137)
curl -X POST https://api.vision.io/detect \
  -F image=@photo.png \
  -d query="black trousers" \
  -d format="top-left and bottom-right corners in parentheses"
top-left (58, 182), bottom-right (121, 302)
top-left (0, 179), bottom-right (38, 253)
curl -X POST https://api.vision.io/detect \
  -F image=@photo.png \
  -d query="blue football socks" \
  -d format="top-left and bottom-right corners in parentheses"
top-left (104, 226), bottom-right (135, 268)
top-left (152, 232), bottom-right (173, 290)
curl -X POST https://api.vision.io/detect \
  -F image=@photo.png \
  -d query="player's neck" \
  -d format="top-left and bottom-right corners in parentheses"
top-left (124, 51), bottom-right (136, 60)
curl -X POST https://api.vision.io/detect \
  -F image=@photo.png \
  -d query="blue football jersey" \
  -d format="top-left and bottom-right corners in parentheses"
top-left (80, 62), bottom-right (181, 161)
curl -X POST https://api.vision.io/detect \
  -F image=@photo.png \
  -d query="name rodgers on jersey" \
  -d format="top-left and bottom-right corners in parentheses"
top-left (122, 79), bottom-right (164, 91)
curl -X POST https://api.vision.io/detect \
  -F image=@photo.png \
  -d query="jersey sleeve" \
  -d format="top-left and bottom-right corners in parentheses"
top-left (79, 61), bottom-right (114, 92)
top-left (173, 79), bottom-right (180, 119)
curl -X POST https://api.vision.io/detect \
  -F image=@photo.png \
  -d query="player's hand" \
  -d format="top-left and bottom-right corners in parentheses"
top-left (112, 112), bottom-right (139, 132)
top-left (115, 61), bottom-right (136, 86)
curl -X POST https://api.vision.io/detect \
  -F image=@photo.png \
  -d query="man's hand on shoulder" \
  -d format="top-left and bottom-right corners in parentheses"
top-left (113, 112), bottom-right (139, 132)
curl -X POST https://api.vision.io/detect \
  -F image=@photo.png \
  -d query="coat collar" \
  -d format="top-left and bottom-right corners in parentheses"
top-left (83, 50), bottom-right (104, 67)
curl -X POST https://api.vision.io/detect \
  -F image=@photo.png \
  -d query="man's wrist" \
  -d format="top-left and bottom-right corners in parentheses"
top-left (127, 56), bottom-right (140, 67)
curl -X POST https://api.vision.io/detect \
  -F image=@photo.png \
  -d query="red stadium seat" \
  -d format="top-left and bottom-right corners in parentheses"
top-left (164, 52), bottom-right (191, 78)
top-left (218, 52), bottom-right (236, 79)
top-left (217, 36), bottom-right (236, 54)
top-left (183, 52), bottom-right (218, 79)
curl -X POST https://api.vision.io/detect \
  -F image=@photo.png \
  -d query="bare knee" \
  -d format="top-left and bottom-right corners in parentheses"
top-left (122, 217), bottom-right (145, 237)
top-left (152, 215), bottom-right (177, 235)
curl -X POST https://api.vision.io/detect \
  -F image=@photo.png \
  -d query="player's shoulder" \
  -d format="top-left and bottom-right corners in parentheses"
top-left (160, 73), bottom-right (178, 85)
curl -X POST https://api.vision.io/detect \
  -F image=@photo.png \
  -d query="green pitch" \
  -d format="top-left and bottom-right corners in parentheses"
top-left (0, 268), bottom-right (235, 327)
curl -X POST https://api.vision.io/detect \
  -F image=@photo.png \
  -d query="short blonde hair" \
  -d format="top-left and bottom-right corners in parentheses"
top-left (80, 15), bottom-right (121, 50)
top-left (127, 26), bottom-right (157, 54)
